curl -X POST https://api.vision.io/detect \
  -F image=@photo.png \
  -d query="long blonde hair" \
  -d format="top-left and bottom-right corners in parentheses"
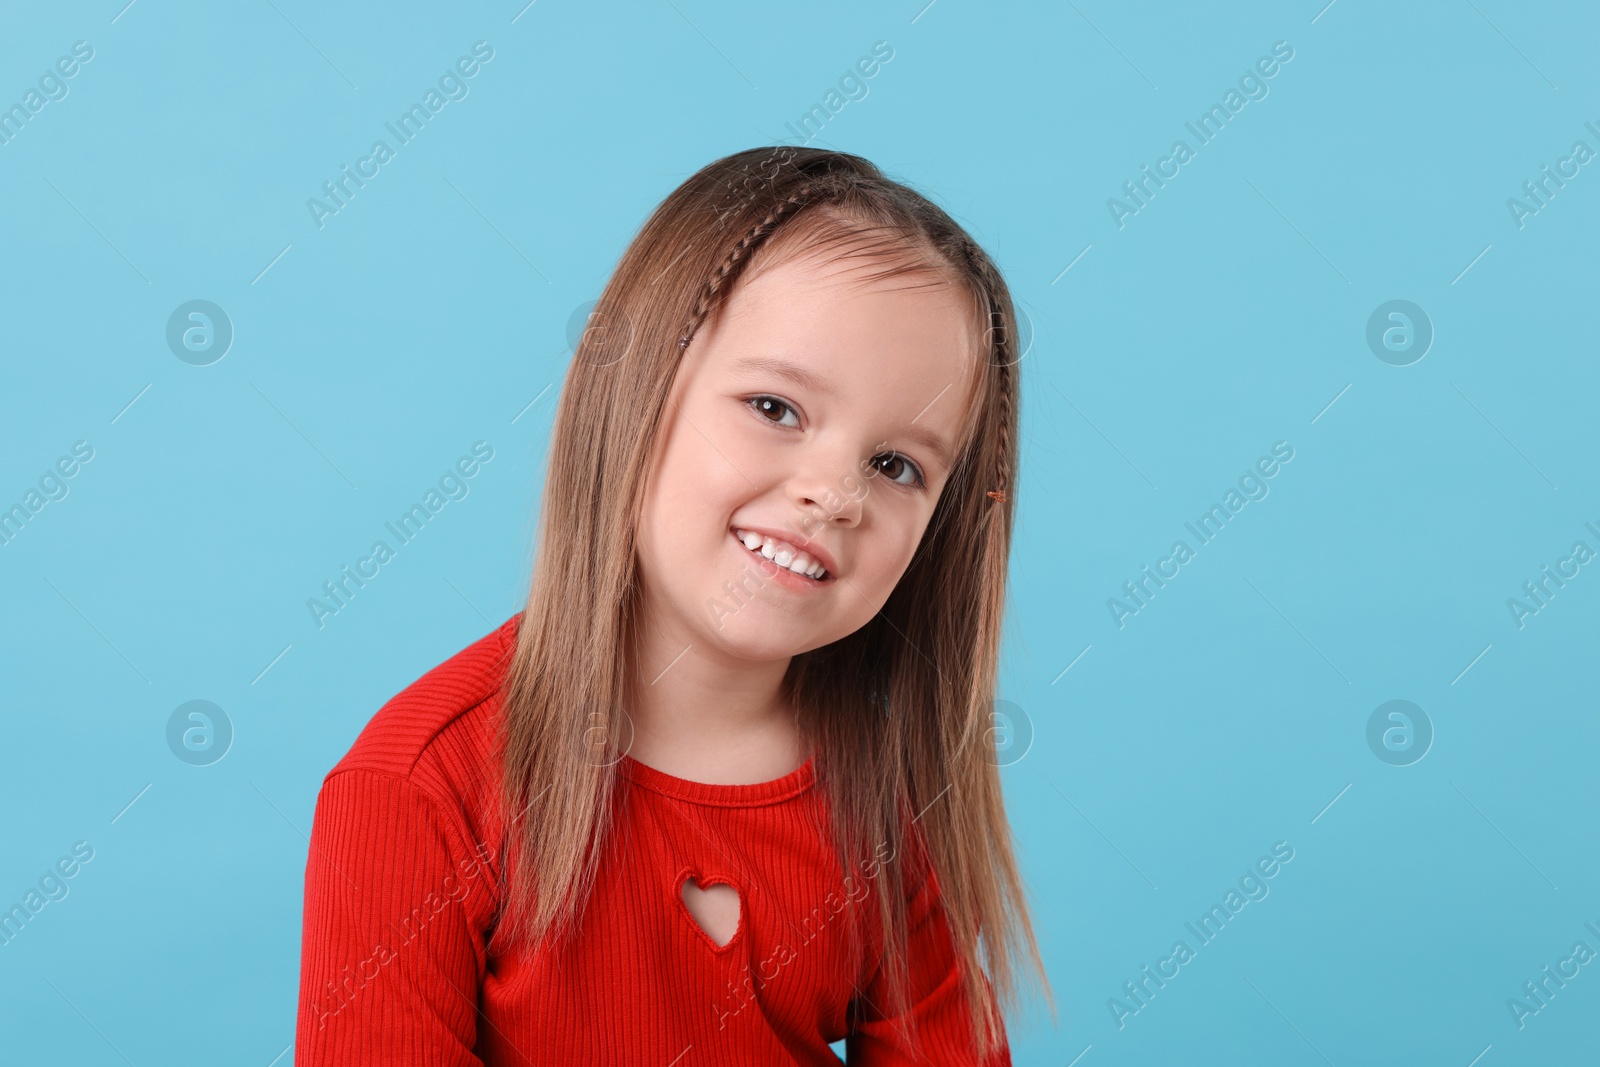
top-left (493, 146), bottom-right (1053, 1058)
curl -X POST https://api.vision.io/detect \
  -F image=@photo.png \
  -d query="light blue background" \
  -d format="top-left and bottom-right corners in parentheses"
top-left (2, 1), bottom-right (1596, 1064)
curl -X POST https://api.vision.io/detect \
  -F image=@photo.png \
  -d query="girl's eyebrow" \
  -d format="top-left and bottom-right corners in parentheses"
top-left (730, 355), bottom-right (955, 471)
top-left (898, 422), bottom-right (955, 472)
top-left (730, 355), bottom-right (839, 399)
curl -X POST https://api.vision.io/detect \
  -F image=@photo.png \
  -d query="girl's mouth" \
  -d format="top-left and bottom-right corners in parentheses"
top-left (731, 527), bottom-right (832, 584)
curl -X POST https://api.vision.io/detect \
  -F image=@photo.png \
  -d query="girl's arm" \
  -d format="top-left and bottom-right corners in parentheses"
top-left (846, 864), bottom-right (1012, 1066)
top-left (294, 768), bottom-right (493, 1065)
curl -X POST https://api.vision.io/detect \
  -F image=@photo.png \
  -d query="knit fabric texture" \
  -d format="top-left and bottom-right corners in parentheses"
top-left (294, 613), bottom-right (1011, 1065)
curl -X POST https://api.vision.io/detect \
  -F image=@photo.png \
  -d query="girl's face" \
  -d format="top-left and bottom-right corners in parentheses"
top-left (635, 245), bottom-right (981, 663)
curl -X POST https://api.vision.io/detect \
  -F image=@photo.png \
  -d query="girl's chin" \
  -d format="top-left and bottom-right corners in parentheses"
top-left (706, 616), bottom-right (841, 660)
top-left (710, 625), bottom-right (810, 659)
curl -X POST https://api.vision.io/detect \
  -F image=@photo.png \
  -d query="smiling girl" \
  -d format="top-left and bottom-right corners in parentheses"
top-left (295, 146), bottom-right (1052, 1065)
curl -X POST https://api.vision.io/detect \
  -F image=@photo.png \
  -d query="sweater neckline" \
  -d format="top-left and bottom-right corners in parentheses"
top-left (496, 619), bottom-right (817, 807)
top-left (619, 751), bottom-right (816, 806)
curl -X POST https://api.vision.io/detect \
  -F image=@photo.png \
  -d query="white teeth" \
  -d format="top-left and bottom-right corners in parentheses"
top-left (733, 528), bottom-right (829, 580)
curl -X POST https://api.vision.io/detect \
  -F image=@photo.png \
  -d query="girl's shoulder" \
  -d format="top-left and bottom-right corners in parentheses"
top-left (319, 613), bottom-right (521, 838)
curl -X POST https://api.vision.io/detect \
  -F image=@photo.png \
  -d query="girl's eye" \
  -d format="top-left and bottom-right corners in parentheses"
top-left (872, 452), bottom-right (926, 490)
top-left (747, 395), bottom-right (799, 428)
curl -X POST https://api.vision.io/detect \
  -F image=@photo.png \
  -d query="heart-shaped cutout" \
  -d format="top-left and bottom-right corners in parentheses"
top-left (681, 875), bottom-right (741, 947)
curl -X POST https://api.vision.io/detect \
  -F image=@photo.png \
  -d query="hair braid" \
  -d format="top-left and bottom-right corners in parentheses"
top-left (678, 181), bottom-right (820, 350)
top-left (965, 240), bottom-right (1011, 509)
top-left (988, 348), bottom-right (1010, 506)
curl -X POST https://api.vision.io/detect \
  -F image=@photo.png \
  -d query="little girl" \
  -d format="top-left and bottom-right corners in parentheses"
top-left (295, 146), bottom-right (1053, 1064)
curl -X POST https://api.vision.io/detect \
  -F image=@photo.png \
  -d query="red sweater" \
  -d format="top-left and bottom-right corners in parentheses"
top-left (295, 613), bottom-right (1011, 1065)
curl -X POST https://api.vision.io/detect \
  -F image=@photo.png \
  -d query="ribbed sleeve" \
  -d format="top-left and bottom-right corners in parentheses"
top-left (295, 769), bottom-right (494, 1066)
top-left (847, 866), bottom-right (1011, 1065)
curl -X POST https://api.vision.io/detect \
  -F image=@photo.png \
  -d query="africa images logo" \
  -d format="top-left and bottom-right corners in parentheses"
top-left (306, 42), bottom-right (495, 230)
top-left (1106, 41), bottom-right (1295, 229)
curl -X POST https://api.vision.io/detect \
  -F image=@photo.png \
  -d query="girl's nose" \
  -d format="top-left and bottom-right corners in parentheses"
top-left (788, 455), bottom-right (865, 528)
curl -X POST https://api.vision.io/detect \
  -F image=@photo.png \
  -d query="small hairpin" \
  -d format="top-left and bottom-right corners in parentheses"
top-left (986, 489), bottom-right (1006, 503)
